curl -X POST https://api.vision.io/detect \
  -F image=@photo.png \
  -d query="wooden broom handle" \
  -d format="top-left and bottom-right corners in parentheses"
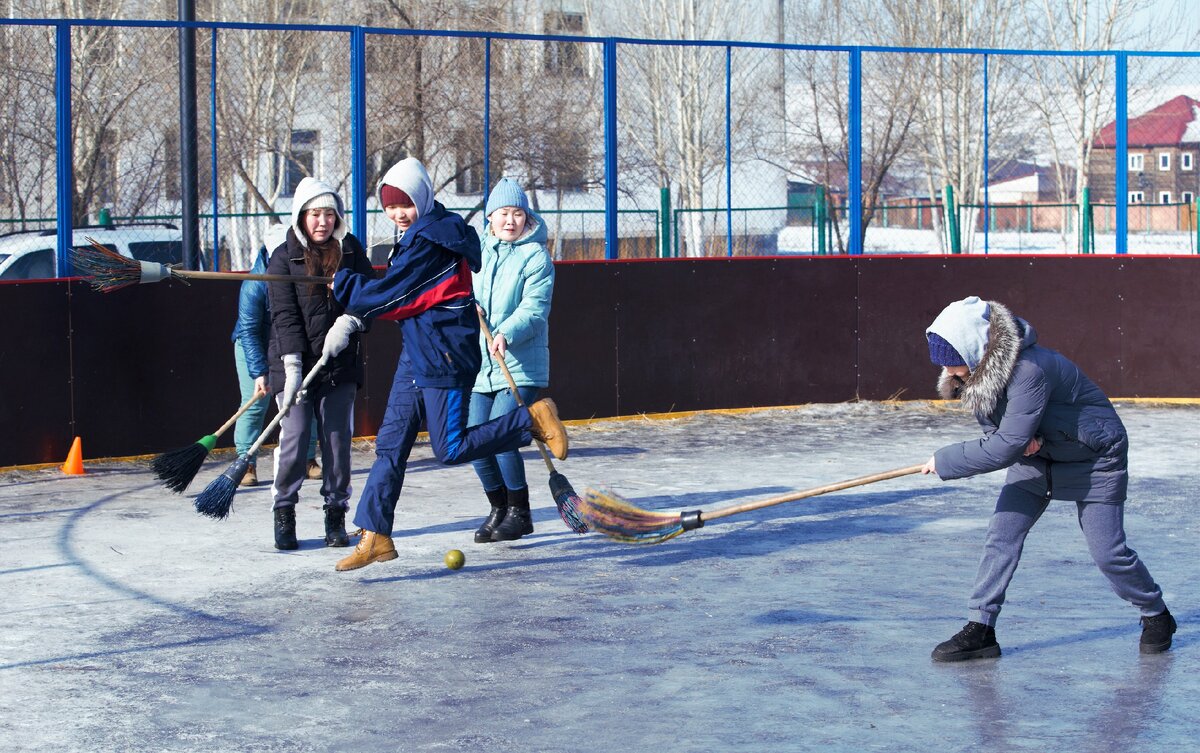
top-left (174, 269), bottom-right (333, 285)
top-left (212, 392), bottom-right (266, 438)
top-left (476, 307), bottom-right (557, 472)
top-left (701, 464), bottom-right (925, 522)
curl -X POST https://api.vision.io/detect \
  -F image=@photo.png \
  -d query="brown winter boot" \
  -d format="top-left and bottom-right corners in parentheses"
top-left (334, 530), bottom-right (398, 571)
top-left (528, 398), bottom-right (569, 460)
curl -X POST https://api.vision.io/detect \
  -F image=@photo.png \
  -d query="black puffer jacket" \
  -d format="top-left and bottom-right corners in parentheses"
top-left (266, 228), bottom-right (375, 395)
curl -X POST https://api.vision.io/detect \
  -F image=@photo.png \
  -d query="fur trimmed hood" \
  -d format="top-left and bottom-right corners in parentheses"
top-left (934, 300), bottom-right (1036, 417)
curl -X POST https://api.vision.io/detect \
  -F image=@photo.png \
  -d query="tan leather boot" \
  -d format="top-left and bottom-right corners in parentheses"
top-left (335, 530), bottom-right (398, 571)
top-left (528, 398), bottom-right (569, 460)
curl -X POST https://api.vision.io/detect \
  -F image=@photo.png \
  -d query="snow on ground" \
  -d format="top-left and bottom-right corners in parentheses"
top-left (1, 401), bottom-right (1196, 752)
top-left (777, 225), bottom-right (1198, 255)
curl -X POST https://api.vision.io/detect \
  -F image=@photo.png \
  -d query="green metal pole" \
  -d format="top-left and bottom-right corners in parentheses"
top-left (815, 186), bottom-right (827, 255)
top-left (1195, 198), bottom-right (1199, 254)
top-left (944, 185), bottom-right (961, 254)
top-left (1079, 187), bottom-right (1092, 254)
top-left (659, 186), bottom-right (671, 258)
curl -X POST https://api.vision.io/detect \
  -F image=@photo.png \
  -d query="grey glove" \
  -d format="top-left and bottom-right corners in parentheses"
top-left (322, 314), bottom-right (364, 361)
top-left (281, 353), bottom-right (303, 407)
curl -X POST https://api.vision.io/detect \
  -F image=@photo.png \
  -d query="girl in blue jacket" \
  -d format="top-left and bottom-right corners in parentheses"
top-left (325, 158), bottom-right (568, 572)
top-left (922, 296), bottom-right (1174, 661)
top-left (469, 178), bottom-right (555, 543)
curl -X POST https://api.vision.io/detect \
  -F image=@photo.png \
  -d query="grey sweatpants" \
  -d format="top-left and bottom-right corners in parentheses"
top-left (968, 484), bottom-right (1166, 627)
top-left (271, 381), bottom-right (356, 511)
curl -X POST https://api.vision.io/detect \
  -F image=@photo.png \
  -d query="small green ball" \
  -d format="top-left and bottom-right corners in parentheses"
top-left (444, 549), bottom-right (465, 570)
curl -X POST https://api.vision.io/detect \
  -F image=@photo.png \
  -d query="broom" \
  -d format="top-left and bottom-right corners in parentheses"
top-left (152, 392), bottom-right (266, 493)
top-left (581, 464), bottom-right (925, 544)
top-left (477, 310), bottom-right (588, 534)
top-left (70, 238), bottom-right (332, 293)
top-left (193, 356), bottom-right (329, 519)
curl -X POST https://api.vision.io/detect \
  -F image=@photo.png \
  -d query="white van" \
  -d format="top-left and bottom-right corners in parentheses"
top-left (0, 223), bottom-right (184, 281)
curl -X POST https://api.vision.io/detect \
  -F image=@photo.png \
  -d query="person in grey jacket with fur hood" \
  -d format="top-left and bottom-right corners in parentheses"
top-left (921, 296), bottom-right (1175, 661)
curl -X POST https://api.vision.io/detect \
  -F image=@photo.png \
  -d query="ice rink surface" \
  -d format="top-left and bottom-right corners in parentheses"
top-left (1, 401), bottom-right (1196, 752)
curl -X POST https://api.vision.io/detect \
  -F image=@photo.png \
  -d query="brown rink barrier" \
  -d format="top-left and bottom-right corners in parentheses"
top-left (2, 254), bottom-right (1198, 467)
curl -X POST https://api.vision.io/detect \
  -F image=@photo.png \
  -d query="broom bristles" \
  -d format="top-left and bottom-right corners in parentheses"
top-left (548, 471), bottom-right (588, 533)
top-left (69, 241), bottom-right (146, 293)
top-left (580, 487), bottom-right (686, 545)
top-left (194, 456), bottom-right (250, 519)
top-left (151, 441), bottom-right (210, 493)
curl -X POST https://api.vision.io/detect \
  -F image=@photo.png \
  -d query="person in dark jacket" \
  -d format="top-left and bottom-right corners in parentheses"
top-left (921, 296), bottom-right (1175, 661)
top-left (231, 223), bottom-right (318, 487)
top-left (323, 158), bottom-right (568, 572)
top-left (266, 178), bottom-right (375, 551)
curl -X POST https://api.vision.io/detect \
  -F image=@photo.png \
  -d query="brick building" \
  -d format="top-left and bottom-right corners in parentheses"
top-left (1089, 94), bottom-right (1200, 206)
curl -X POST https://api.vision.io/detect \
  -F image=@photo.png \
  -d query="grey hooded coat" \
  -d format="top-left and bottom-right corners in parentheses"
top-left (931, 301), bottom-right (1129, 503)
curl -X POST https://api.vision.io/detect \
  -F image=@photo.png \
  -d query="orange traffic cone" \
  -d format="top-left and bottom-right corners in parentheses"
top-left (61, 436), bottom-right (85, 475)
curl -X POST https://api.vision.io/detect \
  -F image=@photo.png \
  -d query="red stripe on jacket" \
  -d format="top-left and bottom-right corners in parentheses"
top-left (376, 258), bottom-right (473, 322)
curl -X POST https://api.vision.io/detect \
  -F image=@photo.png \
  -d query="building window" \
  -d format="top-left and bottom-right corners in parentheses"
top-left (1129, 191), bottom-right (1144, 204)
top-left (1129, 153), bottom-right (1144, 171)
top-left (282, 130), bottom-right (318, 198)
top-left (544, 12), bottom-right (586, 76)
top-left (1183, 191), bottom-right (1194, 204)
top-left (1159, 153), bottom-right (1171, 171)
top-left (1159, 191), bottom-right (1172, 204)
top-left (1183, 153), bottom-right (1194, 171)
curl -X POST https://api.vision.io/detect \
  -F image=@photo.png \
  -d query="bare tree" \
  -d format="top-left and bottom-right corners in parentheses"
top-left (783, 2), bottom-right (922, 253)
top-left (1019, 0), bottom-right (1191, 249)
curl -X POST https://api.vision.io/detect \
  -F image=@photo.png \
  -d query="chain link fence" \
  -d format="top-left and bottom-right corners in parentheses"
top-left (3, 19), bottom-right (1200, 283)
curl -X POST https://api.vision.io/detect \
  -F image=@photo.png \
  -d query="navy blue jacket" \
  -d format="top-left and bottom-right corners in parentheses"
top-left (332, 202), bottom-right (482, 389)
top-left (230, 247), bottom-right (271, 378)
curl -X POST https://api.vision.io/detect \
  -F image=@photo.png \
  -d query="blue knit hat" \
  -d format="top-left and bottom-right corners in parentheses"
top-left (927, 332), bottom-right (966, 366)
top-left (485, 178), bottom-right (529, 217)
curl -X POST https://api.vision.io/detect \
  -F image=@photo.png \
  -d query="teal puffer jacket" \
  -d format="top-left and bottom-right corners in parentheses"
top-left (473, 211), bottom-right (554, 392)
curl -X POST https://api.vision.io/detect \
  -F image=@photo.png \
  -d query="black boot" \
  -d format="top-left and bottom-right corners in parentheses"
top-left (474, 488), bottom-right (508, 543)
top-left (491, 487), bottom-right (534, 541)
top-left (323, 504), bottom-right (350, 547)
top-left (931, 621), bottom-right (1001, 662)
top-left (274, 506), bottom-right (298, 551)
top-left (1140, 608), bottom-right (1177, 654)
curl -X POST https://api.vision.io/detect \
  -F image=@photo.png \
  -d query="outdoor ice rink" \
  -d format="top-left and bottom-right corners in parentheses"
top-left (2, 400), bottom-right (1196, 752)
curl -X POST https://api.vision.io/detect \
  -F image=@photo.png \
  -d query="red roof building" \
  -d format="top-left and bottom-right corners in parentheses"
top-left (1088, 95), bottom-right (1200, 204)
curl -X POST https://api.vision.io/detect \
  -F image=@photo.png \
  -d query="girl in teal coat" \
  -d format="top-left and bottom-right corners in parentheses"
top-left (469, 178), bottom-right (555, 542)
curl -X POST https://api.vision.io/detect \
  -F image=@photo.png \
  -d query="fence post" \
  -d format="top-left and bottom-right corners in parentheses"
top-left (848, 48), bottom-right (862, 255)
top-left (1079, 187), bottom-right (1092, 254)
top-left (944, 185), bottom-right (961, 254)
top-left (350, 26), bottom-right (368, 247)
top-left (54, 23), bottom-right (73, 277)
top-left (725, 45), bottom-right (733, 258)
top-left (603, 39), bottom-right (618, 260)
top-left (815, 186), bottom-right (827, 255)
top-left (1115, 52), bottom-right (1128, 255)
top-left (178, 0), bottom-right (200, 270)
top-left (659, 186), bottom-right (671, 258)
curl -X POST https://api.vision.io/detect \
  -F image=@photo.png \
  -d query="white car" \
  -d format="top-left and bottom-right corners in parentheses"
top-left (0, 223), bottom-right (184, 281)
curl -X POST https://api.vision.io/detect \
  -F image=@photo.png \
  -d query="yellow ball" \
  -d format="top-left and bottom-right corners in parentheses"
top-left (444, 549), bottom-right (465, 570)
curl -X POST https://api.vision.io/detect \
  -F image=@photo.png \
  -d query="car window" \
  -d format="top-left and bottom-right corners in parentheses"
top-left (129, 240), bottom-right (183, 265)
top-left (0, 248), bottom-right (54, 280)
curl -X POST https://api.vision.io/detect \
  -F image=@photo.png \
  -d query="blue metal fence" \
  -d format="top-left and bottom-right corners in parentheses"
top-left (2, 17), bottom-right (1199, 282)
